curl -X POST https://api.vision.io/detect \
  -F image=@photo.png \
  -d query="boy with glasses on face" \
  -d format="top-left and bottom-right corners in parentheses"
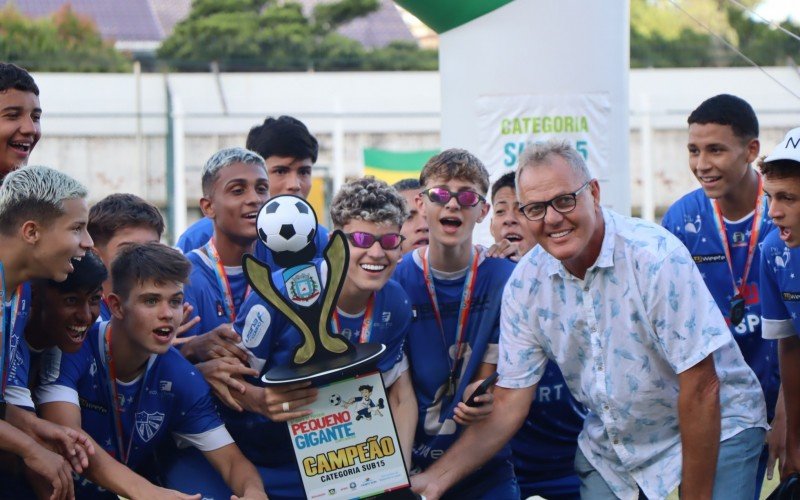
top-left (393, 149), bottom-right (518, 499)
top-left (164, 177), bottom-right (417, 499)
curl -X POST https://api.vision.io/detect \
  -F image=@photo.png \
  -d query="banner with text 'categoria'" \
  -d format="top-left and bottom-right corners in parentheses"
top-left (477, 93), bottom-right (611, 182)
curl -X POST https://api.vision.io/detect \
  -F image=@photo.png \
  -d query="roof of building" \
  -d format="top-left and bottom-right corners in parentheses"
top-left (1, 0), bottom-right (415, 48)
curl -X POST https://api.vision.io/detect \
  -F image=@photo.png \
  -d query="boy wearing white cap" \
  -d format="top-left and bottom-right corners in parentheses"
top-left (759, 127), bottom-right (800, 478)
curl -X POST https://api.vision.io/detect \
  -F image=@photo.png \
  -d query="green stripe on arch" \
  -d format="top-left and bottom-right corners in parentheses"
top-left (394, 0), bottom-right (515, 34)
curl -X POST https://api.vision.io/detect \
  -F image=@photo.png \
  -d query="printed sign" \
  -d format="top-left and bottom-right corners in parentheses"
top-left (289, 371), bottom-right (410, 499)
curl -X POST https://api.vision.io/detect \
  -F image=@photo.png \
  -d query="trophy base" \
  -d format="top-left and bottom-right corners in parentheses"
top-left (261, 343), bottom-right (386, 385)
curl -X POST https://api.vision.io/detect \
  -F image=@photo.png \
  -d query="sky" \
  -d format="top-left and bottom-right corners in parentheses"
top-left (756, 0), bottom-right (797, 22)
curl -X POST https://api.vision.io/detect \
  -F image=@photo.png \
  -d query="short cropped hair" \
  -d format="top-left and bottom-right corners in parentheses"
top-left (759, 158), bottom-right (800, 180)
top-left (330, 177), bottom-right (408, 229)
top-left (0, 63), bottom-right (39, 95)
top-left (88, 194), bottom-right (165, 247)
top-left (688, 94), bottom-right (759, 141)
top-left (44, 250), bottom-right (107, 293)
top-left (516, 140), bottom-right (592, 189)
top-left (0, 166), bottom-right (87, 235)
top-left (419, 149), bottom-right (490, 195)
top-left (202, 147), bottom-right (266, 197)
top-left (491, 172), bottom-right (516, 204)
top-left (111, 242), bottom-right (190, 299)
top-left (392, 178), bottom-right (421, 193)
top-left (246, 116), bottom-right (319, 163)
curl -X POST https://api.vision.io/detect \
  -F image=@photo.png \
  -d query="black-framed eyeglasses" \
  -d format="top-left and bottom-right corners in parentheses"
top-left (422, 187), bottom-right (485, 207)
top-left (519, 181), bottom-right (592, 221)
top-left (345, 231), bottom-right (405, 250)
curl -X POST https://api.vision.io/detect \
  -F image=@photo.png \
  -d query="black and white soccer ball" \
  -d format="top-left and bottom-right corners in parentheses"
top-left (329, 394), bottom-right (342, 406)
top-left (257, 195), bottom-right (317, 254)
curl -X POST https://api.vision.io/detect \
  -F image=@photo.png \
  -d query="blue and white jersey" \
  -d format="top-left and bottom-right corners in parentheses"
top-left (36, 322), bottom-right (233, 499)
top-left (663, 188), bottom-right (779, 419)
top-left (182, 248), bottom-right (251, 337)
top-left (760, 229), bottom-right (800, 340)
top-left (176, 217), bottom-right (329, 270)
top-left (225, 264), bottom-right (410, 485)
top-left (499, 209), bottom-right (767, 500)
top-left (392, 247), bottom-right (515, 475)
top-left (510, 361), bottom-right (585, 488)
top-left (4, 282), bottom-right (33, 408)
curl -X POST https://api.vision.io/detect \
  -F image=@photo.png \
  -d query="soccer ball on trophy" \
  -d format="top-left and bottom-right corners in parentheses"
top-left (257, 195), bottom-right (317, 254)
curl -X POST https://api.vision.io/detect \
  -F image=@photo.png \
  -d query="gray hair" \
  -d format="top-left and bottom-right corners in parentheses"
top-left (0, 166), bottom-right (88, 234)
top-left (202, 147), bottom-right (266, 196)
top-left (330, 177), bottom-right (409, 229)
top-left (516, 140), bottom-right (592, 189)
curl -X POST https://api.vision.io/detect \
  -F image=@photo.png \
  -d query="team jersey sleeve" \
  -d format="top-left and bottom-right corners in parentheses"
top-left (760, 246), bottom-right (795, 340)
top-left (5, 340), bottom-right (33, 409)
top-left (496, 267), bottom-right (549, 389)
top-left (377, 289), bottom-right (412, 387)
top-left (181, 278), bottom-right (203, 338)
top-left (35, 346), bottom-right (91, 407)
top-left (660, 205), bottom-right (686, 244)
top-left (170, 356), bottom-right (234, 452)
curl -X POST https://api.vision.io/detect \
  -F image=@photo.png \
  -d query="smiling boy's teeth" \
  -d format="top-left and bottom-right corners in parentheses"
top-left (550, 230), bottom-right (570, 238)
top-left (360, 264), bottom-right (385, 271)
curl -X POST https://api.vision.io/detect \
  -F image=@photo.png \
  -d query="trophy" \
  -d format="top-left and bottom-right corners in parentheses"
top-left (243, 195), bottom-right (414, 499)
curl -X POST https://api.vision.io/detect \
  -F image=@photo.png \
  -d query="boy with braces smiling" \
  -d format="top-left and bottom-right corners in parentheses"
top-left (393, 149), bottom-right (518, 498)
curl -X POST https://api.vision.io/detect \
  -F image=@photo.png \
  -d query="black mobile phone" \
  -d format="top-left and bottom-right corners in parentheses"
top-left (465, 372), bottom-right (499, 407)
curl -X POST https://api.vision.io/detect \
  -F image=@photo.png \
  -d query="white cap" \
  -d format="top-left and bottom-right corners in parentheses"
top-left (765, 127), bottom-right (800, 164)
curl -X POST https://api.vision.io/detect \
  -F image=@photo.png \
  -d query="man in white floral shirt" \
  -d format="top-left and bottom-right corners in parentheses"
top-left (410, 140), bottom-right (768, 500)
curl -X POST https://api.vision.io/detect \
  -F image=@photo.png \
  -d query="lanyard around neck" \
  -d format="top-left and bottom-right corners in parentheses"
top-left (420, 246), bottom-right (479, 387)
top-left (332, 294), bottom-right (375, 344)
top-left (102, 324), bottom-right (148, 464)
top-left (204, 239), bottom-right (250, 323)
top-left (709, 174), bottom-right (765, 298)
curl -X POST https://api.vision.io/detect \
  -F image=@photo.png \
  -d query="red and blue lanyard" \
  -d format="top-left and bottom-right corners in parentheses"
top-left (332, 294), bottom-right (375, 343)
top-left (102, 324), bottom-right (148, 464)
top-left (420, 246), bottom-right (479, 395)
top-left (203, 239), bottom-right (250, 323)
top-left (709, 175), bottom-right (765, 302)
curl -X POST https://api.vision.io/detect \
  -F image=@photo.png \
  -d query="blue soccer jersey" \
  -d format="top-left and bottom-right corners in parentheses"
top-left (663, 188), bottom-right (779, 419)
top-left (510, 361), bottom-right (585, 499)
top-left (182, 247), bottom-right (251, 337)
top-left (176, 217), bottom-right (329, 270)
top-left (36, 321), bottom-right (233, 499)
top-left (761, 229), bottom-right (800, 340)
top-left (392, 247), bottom-right (516, 492)
top-left (4, 282), bottom-right (33, 409)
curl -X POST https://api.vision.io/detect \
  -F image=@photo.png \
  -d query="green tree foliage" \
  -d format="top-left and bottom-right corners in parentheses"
top-left (0, 5), bottom-right (130, 72)
top-left (631, 0), bottom-right (800, 68)
top-left (158, 0), bottom-right (438, 71)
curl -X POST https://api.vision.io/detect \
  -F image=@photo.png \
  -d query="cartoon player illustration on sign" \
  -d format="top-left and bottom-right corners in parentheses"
top-left (344, 385), bottom-right (385, 421)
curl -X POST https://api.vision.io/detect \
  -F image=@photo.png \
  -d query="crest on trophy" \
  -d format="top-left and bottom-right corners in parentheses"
top-left (242, 195), bottom-right (384, 384)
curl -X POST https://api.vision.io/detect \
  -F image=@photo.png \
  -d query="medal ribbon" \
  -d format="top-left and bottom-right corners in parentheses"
top-left (203, 239), bottom-right (250, 323)
top-left (710, 174), bottom-right (765, 300)
top-left (102, 324), bottom-right (148, 464)
top-left (331, 294), bottom-right (375, 343)
top-left (0, 262), bottom-right (21, 400)
top-left (420, 246), bottom-right (479, 391)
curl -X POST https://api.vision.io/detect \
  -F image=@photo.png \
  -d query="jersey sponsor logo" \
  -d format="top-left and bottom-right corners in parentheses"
top-left (782, 291), bottom-right (800, 302)
top-left (135, 411), bottom-right (164, 442)
top-left (243, 304), bottom-right (271, 348)
top-left (159, 380), bottom-right (172, 392)
top-left (78, 396), bottom-right (108, 414)
top-left (381, 312), bottom-right (391, 323)
top-left (40, 348), bottom-right (63, 384)
top-left (732, 232), bottom-right (747, 247)
top-left (692, 254), bottom-right (726, 264)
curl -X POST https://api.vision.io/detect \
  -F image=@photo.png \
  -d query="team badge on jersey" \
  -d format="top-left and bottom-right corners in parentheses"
top-left (135, 411), bottom-right (164, 442)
